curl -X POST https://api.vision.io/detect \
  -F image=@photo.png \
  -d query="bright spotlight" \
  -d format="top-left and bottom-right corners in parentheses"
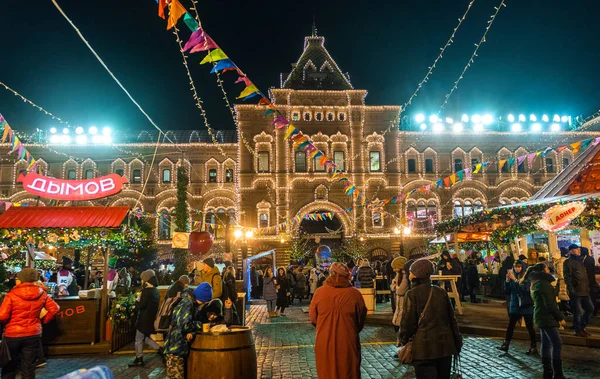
top-left (531, 123), bottom-right (542, 132)
top-left (75, 126), bottom-right (84, 134)
top-left (473, 124), bottom-right (484, 133)
top-left (530, 114), bottom-right (537, 122)
top-left (542, 114), bottom-right (549, 122)
top-left (104, 136), bottom-right (112, 144)
top-left (553, 114), bottom-right (560, 122)
top-left (393, 227), bottom-right (400, 235)
top-left (60, 135), bottom-right (71, 144)
top-left (245, 230), bottom-right (254, 239)
top-left (403, 227), bottom-right (412, 235)
top-left (471, 114), bottom-right (481, 123)
top-left (50, 127), bottom-right (57, 134)
top-left (461, 114), bottom-right (469, 123)
top-left (233, 229), bottom-right (243, 239)
top-left (551, 123), bottom-right (560, 132)
top-left (429, 115), bottom-right (439, 123)
top-left (415, 114), bottom-right (425, 123)
top-left (50, 135), bottom-right (60, 143)
top-left (433, 123), bottom-right (444, 133)
top-left (445, 117), bottom-right (453, 124)
top-left (92, 135), bottom-right (104, 144)
top-left (452, 123), bottom-right (463, 133)
top-left (89, 126), bottom-right (98, 135)
top-left (419, 123), bottom-right (427, 131)
top-left (75, 135), bottom-right (87, 144)
top-left (561, 116), bottom-right (568, 123)
top-left (518, 114), bottom-right (526, 122)
top-left (102, 127), bottom-right (111, 136)
top-left (507, 114), bottom-right (515, 123)
top-left (511, 123), bottom-right (522, 132)
top-left (482, 114), bottom-right (493, 125)
top-left (62, 128), bottom-right (69, 135)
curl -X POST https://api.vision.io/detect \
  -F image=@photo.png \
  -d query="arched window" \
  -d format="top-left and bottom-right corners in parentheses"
top-left (84, 169), bottom-right (94, 179)
top-left (292, 112), bottom-right (300, 121)
top-left (225, 169), bottom-right (234, 183)
top-left (295, 151), bottom-right (306, 172)
top-left (205, 211), bottom-right (216, 234)
top-left (326, 112), bottom-right (334, 121)
top-left (67, 169), bottom-right (76, 180)
top-left (463, 200), bottom-right (473, 216)
top-left (303, 112), bottom-right (311, 121)
top-left (369, 151), bottom-right (381, 172)
top-left (338, 112), bottom-right (346, 121)
top-left (162, 169), bottom-right (171, 184)
top-left (132, 169), bottom-right (141, 184)
top-left (407, 203), bottom-right (417, 220)
top-left (259, 213), bottom-right (268, 228)
top-left (427, 202), bottom-right (438, 222)
top-left (158, 210), bottom-right (171, 239)
top-left (416, 201), bottom-right (427, 219)
top-left (115, 169), bottom-right (124, 177)
top-left (209, 169), bottom-right (217, 183)
top-left (454, 200), bottom-right (463, 217)
top-left (315, 112), bottom-right (323, 121)
top-left (474, 200), bottom-right (484, 213)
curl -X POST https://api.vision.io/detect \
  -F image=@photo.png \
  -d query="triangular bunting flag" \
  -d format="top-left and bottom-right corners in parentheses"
top-left (258, 98), bottom-right (271, 106)
top-left (570, 141), bottom-right (582, 153)
top-left (594, 137), bottom-right (600, 146)
top-left (167, 0), bottom-right (187, 30)
top-left (581, 138), bottom-right (593, 150)
top-left (527, 153), bottom-right (536, 168)
top-left (182, 12), bottom-right (198, 32)
top-left (283, 125), bottom-right (296, 140)
top-left (464, 168), bottom-right (471, 180)
top-left (498, 160), bottom-right (507, 171)
top-left (235, 76), bottom-right (253, 86)
top-left (200, 48), bottom-right (229, 64)
top-left (507, 157), bottom-right (515, 168)
top-left (450, 174), bottom-right (457, 185)
top-left (436, 179), bottom-right (444, 188)
top-left (456, 170), bottom-right (464, 182)
top-left (210, 59), bottom-right (236, 73)
top-left (557, 146), bottom-right (568, 153)
top-left (443, 177), bottom-right (450, 187)
top-left (237, 84), bottom-right (260, 99)
top-left (517, 155), bottom-right (526, 167)
top-left (473, 163), bottom-right (482, 174)
top-left (158, 0), bottom-right (168, 19)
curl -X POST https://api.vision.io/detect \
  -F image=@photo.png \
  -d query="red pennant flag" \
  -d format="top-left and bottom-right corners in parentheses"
top-left (158, 0), bottom-right (169, 19)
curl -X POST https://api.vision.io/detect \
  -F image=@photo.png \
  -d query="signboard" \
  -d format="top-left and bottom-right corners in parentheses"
top-left (590, 230), bottom-right (600, 264)
top-left (538, 202), bottom-right (586, 232)
top-left (18, 172), bottom-right (127, 201)
top-left (172, 232), bottom-right (190, 249)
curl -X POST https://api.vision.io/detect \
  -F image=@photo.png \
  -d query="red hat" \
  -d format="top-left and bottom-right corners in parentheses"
top-left (330, 262), bottom-right (350, 278)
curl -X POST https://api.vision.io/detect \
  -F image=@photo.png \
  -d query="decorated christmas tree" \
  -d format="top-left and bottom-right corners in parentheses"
top-left (173, 164), bottom-right (189, 279)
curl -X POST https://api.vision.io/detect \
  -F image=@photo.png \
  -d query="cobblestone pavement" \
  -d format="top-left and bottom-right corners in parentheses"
top-left (34, 303), bottom-right (600, 378)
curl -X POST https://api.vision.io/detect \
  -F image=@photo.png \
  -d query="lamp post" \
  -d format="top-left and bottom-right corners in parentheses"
top-left (234, 229), bottom-right (254, 291)
top-left (394, 226), bottom-right (412, 257)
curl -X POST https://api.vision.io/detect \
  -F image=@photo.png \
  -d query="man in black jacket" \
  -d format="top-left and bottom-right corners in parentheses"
top-left (166, 275), bottom-right (190, 299)
top-left (563, 244), bottom-right (594, 337)
top-left (581, 247), bottom-right (599, 316)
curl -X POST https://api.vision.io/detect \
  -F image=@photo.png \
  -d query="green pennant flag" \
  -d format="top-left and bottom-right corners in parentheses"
top-left (507, 157), bottom-right (515, 168)
top-left (456, 170), bottom-right (464, 181)
top-left (183, 13), bottom-right (198, 32)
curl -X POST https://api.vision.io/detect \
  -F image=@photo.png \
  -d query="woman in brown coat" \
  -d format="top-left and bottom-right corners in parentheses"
top-left (309, 262), bottom-right (367, 379)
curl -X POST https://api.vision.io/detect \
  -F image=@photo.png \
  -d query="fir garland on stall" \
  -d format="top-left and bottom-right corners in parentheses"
top-left (173, 165), bottom-right (190, 279)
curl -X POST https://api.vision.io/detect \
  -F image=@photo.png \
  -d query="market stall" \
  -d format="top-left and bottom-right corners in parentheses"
top-left (0, 206), bottom-right (134, 354)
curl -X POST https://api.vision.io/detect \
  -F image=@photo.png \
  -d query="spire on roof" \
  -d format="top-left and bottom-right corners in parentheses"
top-left (281, 32), bottom-right (353, 90)
top-left (312, 15), bottom-right (318, 37)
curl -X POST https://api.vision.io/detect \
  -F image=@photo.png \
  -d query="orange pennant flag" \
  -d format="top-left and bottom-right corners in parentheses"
top-left (158, 0), bottom-right (169, 19)
top-left (167, 0), bottom-right (187, 30)
top-left (319, 154), bottom-right (328, 166)
top-left (258, 98), bottom-right (271, 106)
top-left (443, 177), bottom-right (450, 187)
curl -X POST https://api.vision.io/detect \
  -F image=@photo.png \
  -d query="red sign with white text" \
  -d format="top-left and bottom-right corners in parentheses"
top-left (18, 172), bottom-right (128, 201)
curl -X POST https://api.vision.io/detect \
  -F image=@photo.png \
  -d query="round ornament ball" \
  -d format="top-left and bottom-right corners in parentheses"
top-left (189, 231), bottom-right (213, 255)
top-left (316, 245), bottom-right (331, 260)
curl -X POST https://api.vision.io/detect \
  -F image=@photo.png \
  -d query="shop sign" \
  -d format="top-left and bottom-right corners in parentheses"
top-left (172, 232), bottom-right (190, 249)
top-left (18, 172), bottom-right (127, 201)
top-left (538, 202), bottom-right (586, 232)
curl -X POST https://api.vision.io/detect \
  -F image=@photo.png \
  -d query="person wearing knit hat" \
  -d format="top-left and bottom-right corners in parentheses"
top-left (391, 257), bottom-right (409, 346)
top-left (166, 275), bottom-right (191, 299)
top-left (17, 268), bottom-right (39, 283)
top-left (400, 259), bottom-right (462, 378)
top-left (193, 282), bottom-right (213, 304)
top-left (129, 269), bottom-right (161, 367)
top-left (196, 257), bottom-right (222, 299)
top-left (310, 261), bottom-right (366, 379)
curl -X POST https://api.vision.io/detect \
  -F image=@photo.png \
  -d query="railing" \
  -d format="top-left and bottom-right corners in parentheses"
top-left (110, 311), bottom-right (138, 353)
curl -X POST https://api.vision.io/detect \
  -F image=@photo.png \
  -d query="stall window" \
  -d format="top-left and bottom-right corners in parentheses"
top-left (369, 151), bottom-right (381, 172)
top-left (225, 169), bottom-right (234, 183)
top-left (314, 156), bottom-right (325, 171)
top-left (454, 159), bottom-right (463, 172)
top-left (259, 213), bottom-right (268, 228)
top-left (258, 152), bottom-right (270, 172)
top-left (132, 169), bottom-right (141, 184)
top-left (407, 159), bottom-right (416, 173)
top-left (67, 169), bottom-right (76, 180)
top-left (209, 169), bottom-right (217, 183)
top-left (425, 158), bottom-right (434, 173)
top-left (333, 151), bottom-right (345, 171)
top-left (545, 158), bottom-right (554, 173)
top-left (373, 212), bottom-right (382, 227)
top-left (115, 169), bottom-right (124, 177)
top-left (84, 169), bottom-right (94, 179)
top-left (562, 158), bottom-right (569, 168)
top-left (295, 151), bottom-right (306, 172)
top-left (162, 169), bottom-right (171, 183)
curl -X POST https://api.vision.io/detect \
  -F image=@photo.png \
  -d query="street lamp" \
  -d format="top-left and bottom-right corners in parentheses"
top-left (233, 229), bottom-right (243, 239)
top-left (394, 225), bottom-right (411, 256)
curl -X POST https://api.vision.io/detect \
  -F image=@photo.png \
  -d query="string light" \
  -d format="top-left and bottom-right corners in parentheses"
top-left (439, 0), bottom-right (507, 111)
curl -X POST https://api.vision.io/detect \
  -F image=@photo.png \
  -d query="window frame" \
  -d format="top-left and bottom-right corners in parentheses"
top-left (225, 168), bottom-right (234, 183)
top-left (162, 168), bottom-right (171, 184)
top-left (545, 158), bottom-right (555, 173)
top-left (208, 169), bottom-right (217, 183)
top-left (333, 151), bottom-right (345, 171)
top-left (84, 169), bottom-right (94, 180)
top-left (369, 151), bottom-right (381, 172)
top-left (257, 151), bottom-right (270, 172)
top-left (295, 151), bottom-right (307, 172)
top-left (132, 169), bottom-right (142, 184)
top-left (407, 158), bottom-right (416, 173)
top-left (67, 169), bottom-right (77, 180)
top-left (425, 158), bottom-right (434, 174)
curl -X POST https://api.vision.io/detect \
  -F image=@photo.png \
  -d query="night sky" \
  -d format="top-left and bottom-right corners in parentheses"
top-left (1, 0), bottom-right (600, 136)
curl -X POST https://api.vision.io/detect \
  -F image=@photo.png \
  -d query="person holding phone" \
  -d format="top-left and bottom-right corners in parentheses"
top-left (525, 263), bottom-right (566, 379)
top-left (497, 261), bottom-right (537, 354)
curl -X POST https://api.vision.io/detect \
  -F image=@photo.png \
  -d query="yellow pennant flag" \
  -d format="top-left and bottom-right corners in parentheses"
top-left (200, 48), bottom-right (229, 64)
top-left (473, 163), bottom-right (482, 174)
top-left (571, 141), bottom-right (582, 153)
top-left (237, 84), bottom-right (259, 99)
top-left (1, 124), bottom-right (10, 143)
top-left (167, 0), bottom-right (187, 30)
top-left (284, 125), bottom-right (296, 140)
top-left (450, 174), bottom-right (457, 184)
top-left (498, 160), bottom-right (507, 171)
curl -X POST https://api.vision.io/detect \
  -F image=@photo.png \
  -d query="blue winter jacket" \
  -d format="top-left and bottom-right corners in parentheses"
top-left (505, 275), bottom-right (534, 316)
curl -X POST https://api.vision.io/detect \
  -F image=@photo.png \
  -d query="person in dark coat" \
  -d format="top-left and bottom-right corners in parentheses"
top-left (166, 275), bottom-right (190, 299)
top-left (581, 247), bottom-right (599, 315)
top-left (526, 263), bottom-right (566, 379)
top-left (263, 268), bottom-right (278, 317)
top-left (357, 259), bottom-right (376, 288)
top-left (250, 267), bottom-right (258, 299)
top-left (400, 259), bottom-right (462, 379)
top-left (276, 267), bottom-right (290, 316)
top-left (465, 258), bottom-right (480, 303)
top-left (498, 252), bottom-right (515, 314)
top-left (563, 244), bottom-right (594, 337)
top-left (129, 270), bottom-right (161, 367)
top-left (497, 261), bottom-right (537, 354)
top-left (223, 266), bottom-right (238, 304)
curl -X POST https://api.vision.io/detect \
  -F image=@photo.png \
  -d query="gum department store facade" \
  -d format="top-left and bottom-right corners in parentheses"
top-left (2, 34), bottom-right (599, 266)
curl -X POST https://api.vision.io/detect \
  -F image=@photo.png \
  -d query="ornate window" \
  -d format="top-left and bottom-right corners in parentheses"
top-left (562, 158), bottom-right (569, 168)
top-left (115, 169), bottom-right (124, 177)
top-left (333, 151), bottom-right (345, 171)
top-left (295, 151), bottom-right (307, 172)
top-left (545, 158), bottom-right (555, 173)
top-left (162, 169), bottom-right (171, 184)
top-left (256, 200), bottom-right (271, 230)
top-left (425, 158), bottom-right (434, 173)
top-left (67, 169), bottom-right (76, 180)
top-left (315, 112), bottom-right (323, 121)
top-left (209, 169), bottom-right (217, 183)
top-left (454, 159), bottom-right (463, 172)
top-left (84, 169), bottom-right (94, 179)
top-left (259, 214), bottom-right (268, 228)
top-left (258, 152), bottom-right (270, 172)
top-left (407, 159), bottom-right (416, 173)
top-left (132, 169), bottom-right (142, 184)
top-left (314, 156), bottom-right (325, 172)
top-left (338, 112), bottom-right (346, 121)
top-left (292, 112), bottom-right (300, 121)
top-left (303, 112), bottom-right (312, 121)
top-left (326, 112), bottom-right (335, 121)
top-left (369, 151), bottom-right (381, 172)
top-left (373, 212), bottom-right (383, 227)
top-left (225, 168), bottom-right (234, 183)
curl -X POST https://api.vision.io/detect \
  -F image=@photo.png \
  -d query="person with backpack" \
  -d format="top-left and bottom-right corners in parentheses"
top-left (197, 258), bottom-right (222, 299)
top-left (166, 275), bottom-right (190, 299)
top-left (129, 270), bottom-right (162, 367)
top-left (163, 288), bottom-right (196, 379)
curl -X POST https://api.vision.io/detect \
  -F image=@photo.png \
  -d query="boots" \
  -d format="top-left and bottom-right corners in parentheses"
top-left (128, 357), bottom-right (144, 367)
top-left (552, 359), bottom-right (565, 379)
top-left (497, 341), bottom-right (509, 352)
top-left (541, 358), bottom-right (553, 379)
top-left (526, 346), bottom-right (538, 355)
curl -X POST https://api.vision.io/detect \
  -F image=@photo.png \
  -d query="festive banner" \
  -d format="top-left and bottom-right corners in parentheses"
top-left (18, 172), bottom-right (128, 201)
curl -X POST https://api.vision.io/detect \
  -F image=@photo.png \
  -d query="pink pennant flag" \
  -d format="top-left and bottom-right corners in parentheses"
top-left (235, 76), bottom-right (253, 86)
top-left (185, 29), bottom-right (219, 52)
top-left (424, 184), bottom-right (431, 193)
top-left (271, 115), bottom-right (289, 129)
top-left (594, 137), bottom-right (600, 146)
top-left (527, 153), bottom-right (536, 168)
top-left (464, 168), bottom-right (471, 180)
top-left (5, 202), bottom-right (12, 210)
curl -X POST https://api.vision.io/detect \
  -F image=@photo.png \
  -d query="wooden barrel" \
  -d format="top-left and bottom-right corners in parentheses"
top-left (187, 326), bottom-right (257, 379)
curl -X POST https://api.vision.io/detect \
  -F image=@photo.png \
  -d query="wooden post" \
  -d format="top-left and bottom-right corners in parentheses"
top-left (453, 232), bottom-right (459, 255)
top-left (26, 244), bottom-right (35, 269)
top-left (84, 246), bottom-right (92, 290)
top-left (580, 228), bottom-right (592, 250)
top-left (100, 246), bottom-right (110, 342)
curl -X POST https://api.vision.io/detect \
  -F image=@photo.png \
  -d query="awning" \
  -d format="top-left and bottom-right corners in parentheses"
top-left (430, 232), bottom-right (491, 244)
top-left (495, 192), bottom-right (600, 211)
top-left (0, 206), bottom-right (130, 229)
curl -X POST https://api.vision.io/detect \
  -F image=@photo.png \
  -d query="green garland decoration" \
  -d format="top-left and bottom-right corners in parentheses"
top-left (108, 293), bottom-right (137, 325)
top-left (490, 219), bottom-right (540, 246)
